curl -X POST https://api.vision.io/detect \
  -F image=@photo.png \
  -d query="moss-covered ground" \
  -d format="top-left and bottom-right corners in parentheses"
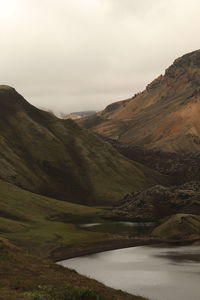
top-left (0, 180), bottom-right (111, 256)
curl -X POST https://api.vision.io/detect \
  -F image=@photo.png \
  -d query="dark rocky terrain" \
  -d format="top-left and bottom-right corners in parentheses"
top-left (106, 182), bottom-right (200, 221)
top-left (98, 135), bottom-right (200, 185)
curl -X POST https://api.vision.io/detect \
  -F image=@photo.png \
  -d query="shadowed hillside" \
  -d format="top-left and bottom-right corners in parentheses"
top-left (0, 85), bottom-right (163, 205)
top-left (79, 50), bottom-right (200, 152)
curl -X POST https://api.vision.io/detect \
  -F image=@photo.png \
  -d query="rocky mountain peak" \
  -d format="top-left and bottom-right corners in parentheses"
top-left (165, 49), bottom-right (200, 80)
top-left (173, 49), bottom-right (200, 68)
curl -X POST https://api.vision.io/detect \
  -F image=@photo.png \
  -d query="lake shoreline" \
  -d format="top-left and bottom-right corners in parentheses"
top-left (58, 241), bottom-right (200, 300)
top-left (50, 237), bottom-right (200, 262)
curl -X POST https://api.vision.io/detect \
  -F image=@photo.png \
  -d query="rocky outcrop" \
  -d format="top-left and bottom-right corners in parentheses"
top-left (106, 182), bottom-right (200, 221)
top-left (103, 99), bottom-right (130, 114)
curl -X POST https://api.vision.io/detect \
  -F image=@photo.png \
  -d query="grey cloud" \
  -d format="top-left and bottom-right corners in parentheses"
top-left (0, 0), bottom-right (199, 113)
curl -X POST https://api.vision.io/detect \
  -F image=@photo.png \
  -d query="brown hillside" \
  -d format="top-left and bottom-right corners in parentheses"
top-left (80, 50), bottom-right (200, 152)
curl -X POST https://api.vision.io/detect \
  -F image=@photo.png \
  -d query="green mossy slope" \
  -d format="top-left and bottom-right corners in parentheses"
top-left (0, 180), bottom-right (108, 255)
top-left (0, 86), bottom-right (163, 205)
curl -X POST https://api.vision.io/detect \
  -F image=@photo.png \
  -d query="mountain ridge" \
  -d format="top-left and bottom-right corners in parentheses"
top-left (79, 50), bottom-right (200, 152)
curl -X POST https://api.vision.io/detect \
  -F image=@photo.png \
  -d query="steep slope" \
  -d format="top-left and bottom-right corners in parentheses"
top-left (80, 50), bottom-right (200, 152)
top-left (0, 85), bottom-right (162, 205)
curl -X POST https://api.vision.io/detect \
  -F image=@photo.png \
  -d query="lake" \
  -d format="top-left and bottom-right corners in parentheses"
top-left (59, 244), bottom-right (200, 300)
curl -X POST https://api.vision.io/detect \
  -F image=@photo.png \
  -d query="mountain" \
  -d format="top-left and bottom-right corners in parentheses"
top-left (79, 50), bottom-right (200, 152)
top-left (0, 85), bottom-right (163, 205)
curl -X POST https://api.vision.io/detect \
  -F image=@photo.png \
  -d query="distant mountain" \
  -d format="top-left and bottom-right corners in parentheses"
top-left (62, 110), bottom-right (96, 120)
top-left (0, 85), bottom-right (163, 205)
top-left (79, 50), bottom-right (200, 152)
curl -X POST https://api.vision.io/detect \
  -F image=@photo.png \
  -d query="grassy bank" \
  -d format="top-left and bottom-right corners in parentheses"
top-left (0, 239), bottom-right (150, 300)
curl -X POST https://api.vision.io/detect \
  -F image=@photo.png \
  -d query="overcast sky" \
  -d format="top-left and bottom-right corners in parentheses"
top-left (0, 0), bottom-right (200, 114)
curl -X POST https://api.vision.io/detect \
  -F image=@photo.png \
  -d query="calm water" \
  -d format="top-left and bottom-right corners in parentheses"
top-left (59, 245), bottom-right (200, 300)
top-left (78, 221), bottom-right (156, 235)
